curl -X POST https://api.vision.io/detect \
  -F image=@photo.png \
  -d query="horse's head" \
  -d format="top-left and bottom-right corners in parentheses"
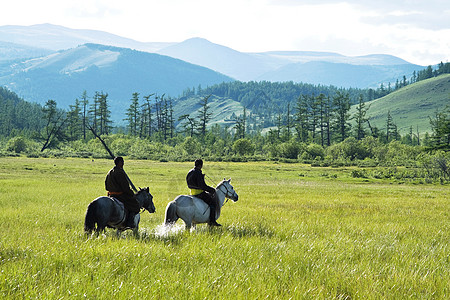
top-left (136, 187), bottom-right (156, 213)
top-left (218, 178), bottom-right (238, 202)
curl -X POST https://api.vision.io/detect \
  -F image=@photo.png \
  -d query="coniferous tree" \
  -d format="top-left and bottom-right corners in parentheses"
top-left (324, 96), bottom-right (332, 146)
top-left (332, 91), bottom-right (352, 142)
top-left (316, 94), bottom-right (327, 146)
top-left (126, 92), bottom-right (140, 136)
top-left (285, 103), bottom-right (293, 138)
top-left (309, 94), bottom-right (319, 142)
top-left (295, 94), bottom-right (309, 142)
top-left (40, 100), bottom-right (67, 151)
top-left (67, 99), bottom-right (82, 141)
top-left (234, 107), bottom-right (247, 139)
top-left (168, 99), bottom-right (175, 139)
top-left (80, 91), bottom-right (89, 139)
top-left (197, 95), bottom-right (212, 137)
top-left (142, 94), bottom-right (155, 138)
top-left (354, 94), bottom-right (369, 140)
top-left (154, 94), bottom-right (166, 136)
top-left (98, 92), bottom-right (112, 135)
top-left (162, 98), bottom-right (170, 140)
top-left (88, 92), bottom-right (100, 133)
top-left (275, 113), bottom-right (283, 140)
top-left (179, 114), bottom-right (197, 137)
top-left (385, 111), bottom-right (399, 142)
top-left (429, 106), bottom-right (450, 150)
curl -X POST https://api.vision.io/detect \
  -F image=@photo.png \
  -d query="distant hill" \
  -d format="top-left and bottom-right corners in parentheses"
top-left (157, 37), bottom-right (273, 81)
top-left (0, 41), bottom-right (53, 62)
top-left (157, 38), bottom-right (424, 88)
top-left (0, 23), bottom-right (173, 52)
top-left (0, 24), bottom-right (426, 88)
top-left (257, 61), bottom-right (421, 88)
top-left (354, 74), bottom-right (450, 134)
top-left (257, 52), bottom-right (411, 65)
top-left (173, 95), bottom-right (246, 129)
top-left (0, 43), bottom-right (233, 122)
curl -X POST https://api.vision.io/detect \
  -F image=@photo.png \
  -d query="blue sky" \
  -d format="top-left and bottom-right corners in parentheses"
top-left (2, 0), bottom-right (449, 65)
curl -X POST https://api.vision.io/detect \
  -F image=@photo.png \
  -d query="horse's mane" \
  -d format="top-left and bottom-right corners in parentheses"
top-left (215, 180), bottom-right (230, 189)
top-left (135, 187), bottom-right (148, 195)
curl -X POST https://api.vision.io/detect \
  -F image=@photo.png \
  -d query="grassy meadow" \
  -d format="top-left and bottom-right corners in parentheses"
top-left (0, 157), bottom-right (449, 299)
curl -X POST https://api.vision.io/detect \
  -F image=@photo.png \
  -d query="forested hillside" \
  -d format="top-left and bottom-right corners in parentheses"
top-left (0, 86), bottom-right (44, 136)
top-left (187, 80), bottom-right (368, 127)
top-left (0, 62), bottom-right (448, 162)
top-left (0, 43), bottom-right (233, 122)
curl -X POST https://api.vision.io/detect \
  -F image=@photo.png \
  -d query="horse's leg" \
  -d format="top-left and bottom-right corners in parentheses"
top-left (183, 217), bottom-right (193, 230)
top-left (131, 215), bottom-right (140, 237)
top-left (96, 220), bottom-right (107, 235)
top-left (95, 226), bottom-right (106, 237)
top-left (132, 226), bottom-right (139, 237)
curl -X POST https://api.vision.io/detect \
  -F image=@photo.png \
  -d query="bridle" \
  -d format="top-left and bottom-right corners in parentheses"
top-left (136, 188), bottom-right (153, 214)
top-left (217, 181), bottom-right (236, 203)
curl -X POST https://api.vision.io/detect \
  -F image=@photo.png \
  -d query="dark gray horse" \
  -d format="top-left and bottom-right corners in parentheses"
top-left (84, 187), bottom-right (155, 235)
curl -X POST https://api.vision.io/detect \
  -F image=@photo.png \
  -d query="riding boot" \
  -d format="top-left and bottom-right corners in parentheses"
top-left (125, 211), bottom-right (137, 229)
top-left (209, 204), bottom-right (221, 226)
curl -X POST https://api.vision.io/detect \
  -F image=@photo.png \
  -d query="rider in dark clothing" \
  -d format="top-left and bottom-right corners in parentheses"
top-left (186, 159), bottom-right (221, 226)
top-left (105, 156), bottom-right (140, 229)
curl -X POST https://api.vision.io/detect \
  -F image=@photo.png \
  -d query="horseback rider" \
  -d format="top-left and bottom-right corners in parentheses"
top-left (186, 158), bottom-right (221, 226)
top-left (105, 156), bottom-right (140, 229)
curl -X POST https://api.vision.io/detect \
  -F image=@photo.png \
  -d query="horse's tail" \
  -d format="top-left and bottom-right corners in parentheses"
top-left (164, 201), bottom-right (178, 225)
top-left (84, 200), bottom-right (98, 234)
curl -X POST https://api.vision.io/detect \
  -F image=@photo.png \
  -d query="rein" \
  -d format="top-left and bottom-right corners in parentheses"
top-left (201, 182), bottom-right (232, 215)
top-left (217, 182), bottom-right (233, 204)
top-left (205, 174), bottom-right (218, 185)
top-left (136, 189), bottom-right (151, 214)
top-left (206, 174), bottom-right (234, 202)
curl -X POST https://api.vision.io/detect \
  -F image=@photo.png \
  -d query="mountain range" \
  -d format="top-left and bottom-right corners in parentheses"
top-left (156, 37), bottom-right (421, 86)
top-left (0, 23), bottom-right (436, 128)
top-left (0, 24), bottom-right (424, 87)
top-left (0, 23), bottom-right (173, 53)
top-left (0, 43), bottom-right (233, 122)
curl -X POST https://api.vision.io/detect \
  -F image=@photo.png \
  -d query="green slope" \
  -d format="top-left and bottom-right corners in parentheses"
top-left (174, 95), bottom-right (246, 129)
top-left (355, 74), bottom-right (450, 134)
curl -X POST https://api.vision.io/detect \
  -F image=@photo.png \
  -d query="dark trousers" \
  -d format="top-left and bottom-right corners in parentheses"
top-left (196, 191), bottom-right (218, 221)
top-left (114, 194), bottom-right (140, 213)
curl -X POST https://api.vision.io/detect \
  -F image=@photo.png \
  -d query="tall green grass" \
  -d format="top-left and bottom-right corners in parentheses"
top-left (1, 157), bottom-right (449, 298)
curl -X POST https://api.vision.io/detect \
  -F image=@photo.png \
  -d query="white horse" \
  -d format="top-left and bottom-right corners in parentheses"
top-left (164, 179), bottom-right (238, 229)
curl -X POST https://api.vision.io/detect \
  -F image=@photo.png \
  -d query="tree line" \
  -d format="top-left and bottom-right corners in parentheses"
top-left (1, 64), bottom-right (449, 182)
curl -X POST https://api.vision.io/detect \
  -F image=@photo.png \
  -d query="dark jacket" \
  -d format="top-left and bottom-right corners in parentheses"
top-left (105, 166), bottom-right (140, 213)
top-left (186, 167), bottom-right (215, 194)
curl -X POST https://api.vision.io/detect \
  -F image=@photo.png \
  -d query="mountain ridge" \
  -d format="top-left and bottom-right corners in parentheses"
top-left (0, 23), bottom-right (174, 52)
top-left (0, 43), bottom-right (234, 123)
top-left (0, 24), bottom-right (425, 87)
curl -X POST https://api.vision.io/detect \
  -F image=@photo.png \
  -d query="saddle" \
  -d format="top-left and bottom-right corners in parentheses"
top-left (109, 196), bottom-right (125, 210)
top-left (108, 196), bottom-right (127, 227)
